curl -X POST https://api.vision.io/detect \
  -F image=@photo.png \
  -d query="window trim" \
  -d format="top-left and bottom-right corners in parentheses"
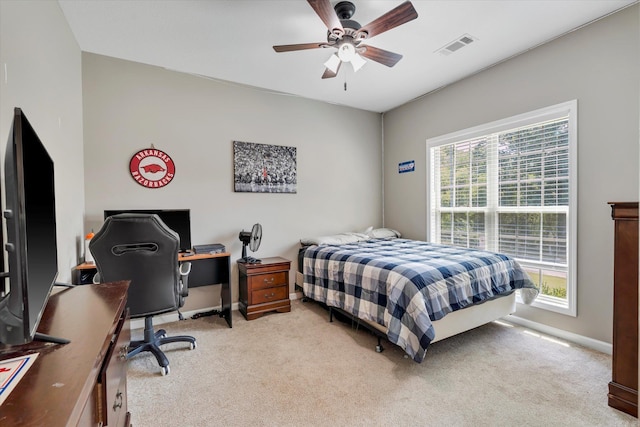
top-left (426, 100), bottom-right (577, 316)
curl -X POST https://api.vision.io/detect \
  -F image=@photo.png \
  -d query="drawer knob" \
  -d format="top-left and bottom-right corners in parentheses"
top-left (113, 390), bottom-right (123, 411)
top-left (263, 277), bottom-right (274, 283)
top-left (119, 345), bottom-right (128, 360)
top-left (264, 292), bottom-right (275, 298)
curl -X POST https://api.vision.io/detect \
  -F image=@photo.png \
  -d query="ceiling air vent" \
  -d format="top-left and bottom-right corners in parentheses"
top-left (437, 34), bottom-right (477, 56)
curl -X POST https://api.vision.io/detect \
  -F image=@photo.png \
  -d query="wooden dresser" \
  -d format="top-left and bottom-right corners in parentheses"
top-left (238, 257), bottom-right (291, 320)
top-left (608, 202), bottom-right (638, 417)
top-left (0, 281), bottom-right (131, 426)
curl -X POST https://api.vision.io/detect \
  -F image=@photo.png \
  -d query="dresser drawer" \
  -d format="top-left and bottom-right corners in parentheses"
top-left (252, 285), bottom-right (288, 304)
top-left (249, 271), bottom-right (287, 290)
top-left (98, 309), bottom-right (130, 426)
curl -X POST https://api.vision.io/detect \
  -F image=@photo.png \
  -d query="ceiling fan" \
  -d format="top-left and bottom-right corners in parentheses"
top-left (273, 0), bottom-right (418, 79)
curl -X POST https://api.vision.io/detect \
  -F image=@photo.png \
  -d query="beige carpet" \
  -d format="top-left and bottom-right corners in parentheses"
top-left (127, 299), bottom-right (636, 427)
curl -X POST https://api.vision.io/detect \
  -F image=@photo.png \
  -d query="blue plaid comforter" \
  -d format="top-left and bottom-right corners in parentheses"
top-left (302, 238), bottom-right (538, 362)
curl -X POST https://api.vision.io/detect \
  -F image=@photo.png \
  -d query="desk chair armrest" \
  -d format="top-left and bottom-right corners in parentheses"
top-left (178, 261), bottom-right (191, 299)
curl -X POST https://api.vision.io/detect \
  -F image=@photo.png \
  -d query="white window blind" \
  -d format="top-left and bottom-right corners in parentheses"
top-left (427, 101), bottom-right (577, 316)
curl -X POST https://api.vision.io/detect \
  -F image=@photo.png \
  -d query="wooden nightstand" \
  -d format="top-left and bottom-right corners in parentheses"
top-left (238, 257), bottom-right (291, 320)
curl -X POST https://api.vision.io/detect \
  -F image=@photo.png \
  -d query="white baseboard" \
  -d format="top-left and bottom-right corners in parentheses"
top-left (130, 302), bottom-right (240, 330)
top-left (504, 315), bottom-right (612, 355)
top-left (131, 293), bottom-right (306, 330)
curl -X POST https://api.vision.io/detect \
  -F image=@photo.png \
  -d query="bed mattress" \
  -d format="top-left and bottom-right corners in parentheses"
top-left (302, 238), bottom-right (538, 362)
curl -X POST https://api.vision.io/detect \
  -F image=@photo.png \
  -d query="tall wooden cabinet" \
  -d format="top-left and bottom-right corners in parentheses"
top-left (608, 202), bottom-right (638, 417)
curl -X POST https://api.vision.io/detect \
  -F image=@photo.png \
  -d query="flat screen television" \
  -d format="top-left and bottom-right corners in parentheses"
top-left (0, 107), bottom-right (62, 346)
top-left (103, 209), bottom-right (192, 252)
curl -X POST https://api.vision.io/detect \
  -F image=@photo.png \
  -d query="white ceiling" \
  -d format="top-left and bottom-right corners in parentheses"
top-left (57, 0), bottom-right (637, 113)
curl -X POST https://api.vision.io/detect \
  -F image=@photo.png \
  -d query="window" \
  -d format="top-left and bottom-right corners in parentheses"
top-left (427, 100), bottom-right (577, 316)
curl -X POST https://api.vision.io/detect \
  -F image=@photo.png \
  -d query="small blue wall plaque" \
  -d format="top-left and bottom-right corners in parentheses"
top-left (398, 160), bottom-right (415, 174)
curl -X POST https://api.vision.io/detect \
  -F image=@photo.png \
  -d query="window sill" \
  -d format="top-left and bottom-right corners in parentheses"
top-left (517, 292), bottom-right (576, 317)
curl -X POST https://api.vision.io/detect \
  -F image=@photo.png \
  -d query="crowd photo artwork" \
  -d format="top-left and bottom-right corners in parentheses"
top-left (233, 141), bottom-right (297, 193)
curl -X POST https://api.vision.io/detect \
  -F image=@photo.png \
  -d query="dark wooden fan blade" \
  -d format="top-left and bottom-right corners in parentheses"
top-left (359, 45), bottom-right (403, 67)
top-left (321, 61), bottom-right (341, 79)
top-left (307, 0), bottom-right (344, 33)
top-left (356, 1), bottom-right (418, 39)
top-left (273, 42), bottom-right (328, 52)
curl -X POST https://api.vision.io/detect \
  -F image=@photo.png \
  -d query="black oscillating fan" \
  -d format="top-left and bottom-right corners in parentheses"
top-left (238, 223), bottom-right (262, 263)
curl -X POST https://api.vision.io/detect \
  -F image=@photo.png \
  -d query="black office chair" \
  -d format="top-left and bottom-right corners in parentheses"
top-left (89, 213), bottom-right (196, 376)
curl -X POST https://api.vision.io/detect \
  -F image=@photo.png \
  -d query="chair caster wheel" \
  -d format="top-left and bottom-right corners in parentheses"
top-left (190, 341), bottom-right (197, 350)
top-left (375, 345), bottom-right (384, 353)
top-left (161, 365), bottom-right (170, 376)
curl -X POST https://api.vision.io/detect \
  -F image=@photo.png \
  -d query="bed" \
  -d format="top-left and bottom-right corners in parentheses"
top-left (296, 229), bottom-right (539, 363)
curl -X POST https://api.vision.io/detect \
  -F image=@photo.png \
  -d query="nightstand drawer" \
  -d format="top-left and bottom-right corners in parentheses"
top-left (249, 271), bottom-right (287, 290)
top-left (252, 285), bottom-right (288, 304)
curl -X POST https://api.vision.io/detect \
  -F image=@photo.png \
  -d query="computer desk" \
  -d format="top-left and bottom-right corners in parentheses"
top-left (73, 252), bottom-right (232, 327)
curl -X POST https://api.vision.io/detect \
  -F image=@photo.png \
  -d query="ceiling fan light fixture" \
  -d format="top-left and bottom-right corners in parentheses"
top-left (337, 42), bottom-right (356, 62)
top-left (351, 53), bottom-right (366, 72)
top-left (324, 54), bottom-right (341, 73)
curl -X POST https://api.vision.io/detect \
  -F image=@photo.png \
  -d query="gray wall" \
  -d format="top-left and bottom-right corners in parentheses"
top-left (2, 0), bottom-right (637, 345)
top-left (82, 53), bottom-right (382, 310)
top-left (383, 5), bottom-right (639, 343)
top-left (0, 1), bottom-right (84, 283)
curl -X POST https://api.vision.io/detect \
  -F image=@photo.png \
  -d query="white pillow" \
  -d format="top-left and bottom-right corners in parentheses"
top-left (366, 228), bottom-right (401, 239)
top-left (300, 232), bottom-right (369, 246)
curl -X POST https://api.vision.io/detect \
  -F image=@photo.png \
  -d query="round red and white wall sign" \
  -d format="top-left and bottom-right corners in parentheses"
top-left (129, 148), bottom-right (176, 188)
